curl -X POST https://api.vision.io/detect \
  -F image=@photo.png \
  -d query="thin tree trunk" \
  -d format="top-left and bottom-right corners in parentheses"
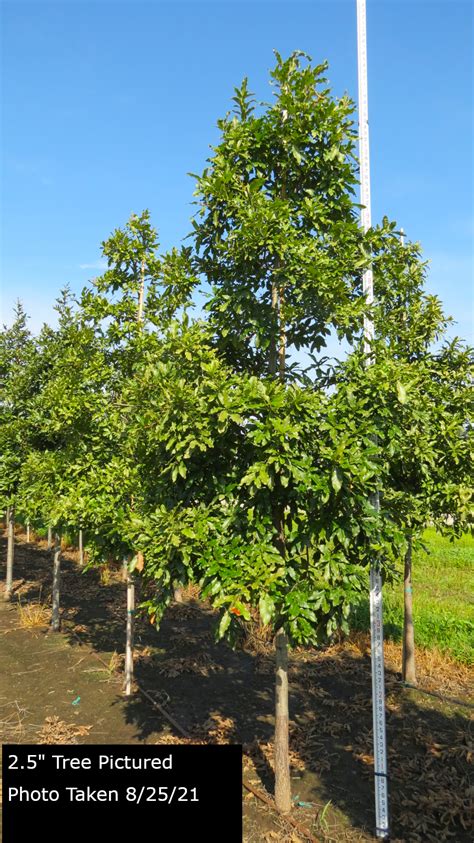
top-left (269, 280), bottom-right (279, 375)
top-left (275, 626), bottom-right (291, 813)
top-left (269, 244), bottom-right (291, 813)
top-left (137, 258), bottom-right (145, 322)
top-left (402, 534), bottom-right (416, 684)
top-left (47, 525), bottom-right (52, 550)
top-left (26, 520), bottom-right (30, 543)
top-left (5, 506), bottom-right (15, 600)
top-left (123, 263), bottom-right (144, 694)
top-left (124, 570), bottom-right (135, 695)
top-left (278, 284), bottom-right (286, 381)
top-left (78, 528), bottom-right (84, 566)
top-left (51, 534), bottom-right (61, 631)
top-left (272, 494), bottom-right (291, 814)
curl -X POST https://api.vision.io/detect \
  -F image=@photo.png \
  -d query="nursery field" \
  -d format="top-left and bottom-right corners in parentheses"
top-left (2, 43), bottom-right (473, 843)
top-left (1, 527), bottom-right (472, 842)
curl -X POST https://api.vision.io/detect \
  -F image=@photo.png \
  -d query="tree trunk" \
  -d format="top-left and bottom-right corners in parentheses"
top-left (269, 280), bottom-right (279, 375)
top-left (26, 521), bottom-right (30, 543)
top-left (124, 570), bottom-right (135, 695)
top-left (402, 534), bottom-right (416, 684)
top-left (51, 534), bottom-right (61, 631)
top-left (269, 245), bottom-right (291, 813)
top-left (278, 284), bottom-right (286, 381)
top-left (47, 525), bottom-right (53, 550)
top-left (272, 496), bottom-right (291, 814)
top-left (137, 258), bottom-right (145, 322)
top-left (123, 261), bottom-right (142, 693)
top-left (78, 528), bottom-right (84, 566)
top-left (274, 627), bottom-right (291, 812)
top-left (5, 506), bottom-right (14, 600)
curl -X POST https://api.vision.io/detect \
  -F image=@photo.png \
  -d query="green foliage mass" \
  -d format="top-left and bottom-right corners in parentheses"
top-left (0, 301), bottom-right (37, 511)
top-left (1, 53), bottom-right (472, 653)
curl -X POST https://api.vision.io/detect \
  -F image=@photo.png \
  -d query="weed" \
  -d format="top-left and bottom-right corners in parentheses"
top-left (99, 564), bottom-right (113, 586)
top-left (315, 800), bottom-right (332, 834)
top-left (17, 600), bottom-right (50, 629)
top-left (107, 651), bottom-right (122, 676)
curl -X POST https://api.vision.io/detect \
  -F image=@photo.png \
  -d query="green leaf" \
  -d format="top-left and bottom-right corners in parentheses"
top-left (218, 611), bottom-right (231, 639)
top-left (396, 381), bottom-right (408, 404)
top-left (291, 145), bottom-right (303, 165)
top-left (259, 594), bottom-right (275, 626)
top-left (331, 468), bottom-right (342, 494)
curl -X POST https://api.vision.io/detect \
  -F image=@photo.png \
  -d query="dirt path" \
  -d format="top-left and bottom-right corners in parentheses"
top-left (1, 532), bottom-right (472, 842)
top-left (0, 598), bottom-right (165, 746)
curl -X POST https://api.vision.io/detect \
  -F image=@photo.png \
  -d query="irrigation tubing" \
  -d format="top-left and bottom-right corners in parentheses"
top-left (401, 681), bottom-right (473, 710)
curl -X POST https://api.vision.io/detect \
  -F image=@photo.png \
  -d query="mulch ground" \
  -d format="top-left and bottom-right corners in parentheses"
top-left (1, 529), bottom-right (472, 842)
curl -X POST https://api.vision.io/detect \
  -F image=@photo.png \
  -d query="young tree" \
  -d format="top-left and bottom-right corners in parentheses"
top-left (189, 53), bottom-right (372, 811)
top-left (367, 231), bottom-right (473, 683)
top-left (17, 288), bottom-right (108, 628)
top-left (388, 341), bottom-right (472, 684)
top-left (69, 211), bottom-right (192, 687)
top-left (127, 53), bottom-right (427, 813)
top-left (0, 302), bottom-right (36, 599)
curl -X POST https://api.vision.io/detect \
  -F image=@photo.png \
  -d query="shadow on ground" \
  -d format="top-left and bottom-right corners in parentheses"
top-left (1, 532), bottom-right (471, 842)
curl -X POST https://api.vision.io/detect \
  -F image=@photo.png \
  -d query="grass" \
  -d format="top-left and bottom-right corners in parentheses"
top-left (17, 600), bottom-right (51, 628)
top-left (350, 529), bottom-right (474, 664)
top-left (81, 651), bottom-right (124, 683)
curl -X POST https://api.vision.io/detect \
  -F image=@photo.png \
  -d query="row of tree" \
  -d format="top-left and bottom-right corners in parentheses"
top-left (1, 53), bottom-right (471, 815)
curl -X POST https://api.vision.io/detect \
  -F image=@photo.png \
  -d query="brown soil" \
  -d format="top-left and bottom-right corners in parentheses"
top-left (1, 531), bottom-right (472, 842)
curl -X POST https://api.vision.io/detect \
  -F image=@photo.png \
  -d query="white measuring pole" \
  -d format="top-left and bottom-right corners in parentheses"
top-left (356, 1), bottom-right (390, 838)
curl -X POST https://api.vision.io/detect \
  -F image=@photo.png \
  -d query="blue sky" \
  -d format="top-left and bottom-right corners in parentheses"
top-left (1, 0), bottom-right (473, 344)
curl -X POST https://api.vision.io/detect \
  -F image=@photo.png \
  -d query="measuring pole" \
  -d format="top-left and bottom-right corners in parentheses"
top-left (356, 1), bottom-right (390, 838)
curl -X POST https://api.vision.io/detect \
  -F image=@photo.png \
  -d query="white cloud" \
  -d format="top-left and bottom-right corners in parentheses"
top-left (79, 261), bottom-right (107, 270)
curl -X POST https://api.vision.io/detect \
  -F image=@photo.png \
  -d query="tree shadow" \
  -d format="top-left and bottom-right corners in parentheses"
top-left (1, 533), bottom-right (470, 841)
top-left (0, 533), bottom-right (157, 653)
top-left (122, 611), bottom-right (471, 841)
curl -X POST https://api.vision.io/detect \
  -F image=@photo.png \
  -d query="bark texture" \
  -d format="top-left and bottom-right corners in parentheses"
top-left (274, 626), bottom-right (291, 813)
top-left (402, 535), bottom-right (416, 684)
top-left (124, 572), bottom-right (135, 695)
top-left (51, 534), bottom-right (61, 631)
top-left (78, 528), bottom-right (84, 566)
top-left (5, 507), bottom-right (14, 600)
